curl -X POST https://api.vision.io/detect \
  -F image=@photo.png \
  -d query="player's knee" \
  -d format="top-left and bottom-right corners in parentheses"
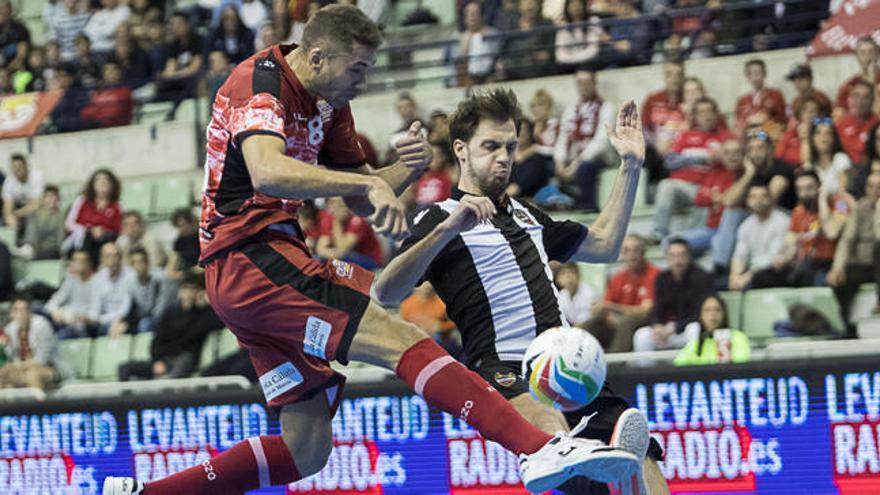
top-left (281, 422), bottom-right (334, 477)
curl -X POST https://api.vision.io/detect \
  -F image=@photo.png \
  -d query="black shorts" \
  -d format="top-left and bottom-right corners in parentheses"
top-left (475, 359), bottom-right (663, 463)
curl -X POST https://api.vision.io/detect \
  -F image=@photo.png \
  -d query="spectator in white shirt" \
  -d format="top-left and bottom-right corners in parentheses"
top-left (47, 249), bottom-right (96, 339)
top-left (2, 154), bottom-right (45, 245)
top-left (83, 0), bottom-right (130, 54)
top-left (554, 0), bottom-right (604, 68)
top-left (89, 242), bottom-right (134, 337)
top-left (239, 0), bottom-right (269, 31)
top-left (728, 184), bottom-right (791, 290)
top-left (116, 210), bottom-right (167, 268)
top-left (0, 294), bottom-right (70, 390)
top-left (451, 1), bottom-right (501, 86)
top-left (554, 262), bottom-right (595, 328)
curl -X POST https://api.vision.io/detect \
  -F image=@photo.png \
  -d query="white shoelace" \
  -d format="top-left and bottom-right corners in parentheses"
top-left (564, 411), bottom-right (597, 438)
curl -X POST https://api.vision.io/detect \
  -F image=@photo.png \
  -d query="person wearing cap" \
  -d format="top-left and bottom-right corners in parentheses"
top-left (786, 63), bottom-right (831, 121)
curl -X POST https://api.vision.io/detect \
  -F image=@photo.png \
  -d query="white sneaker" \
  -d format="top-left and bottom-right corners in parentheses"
top-left (610, 408), bottom-right (651, 495)
top-left (519, 417), bottom-right (640, 493)
top-left (102, 477), bottom-right (145, 495)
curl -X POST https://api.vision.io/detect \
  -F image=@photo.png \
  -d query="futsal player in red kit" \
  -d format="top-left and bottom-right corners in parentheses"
top-left (103, 6), bottom-right (639, 494)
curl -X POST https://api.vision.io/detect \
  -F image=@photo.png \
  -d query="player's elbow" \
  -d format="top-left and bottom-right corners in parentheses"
top-left (372, 279), bottom-right (402, 307)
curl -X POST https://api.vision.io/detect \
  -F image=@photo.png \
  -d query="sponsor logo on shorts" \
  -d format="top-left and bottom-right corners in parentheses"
top-left (259, 361), bottom-right (303, 402)
top-left (304, 316), bottom-right (332, 360)
top-left (494, 371), bottom-right (518, 388)
top-left (332, 259), bottom-right (353, 279)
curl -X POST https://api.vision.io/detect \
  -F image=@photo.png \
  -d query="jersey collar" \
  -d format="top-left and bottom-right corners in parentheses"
top-left (451, 187), bottom-right (511, 211)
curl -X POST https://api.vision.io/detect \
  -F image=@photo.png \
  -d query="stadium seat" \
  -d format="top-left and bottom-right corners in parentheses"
top-left (741, 287), bottom-right (843, 342)
top-left (57, 338), bottom-right (93, 380)
top-left (217, 328), bottom-right (240, 358)
top-left (153, 175), bottom-right (193, 216)
top-left (22, 259), bottom-right (64, 287)
top-left (120, 178), bottom-right (154, 216)
top-left (131, 332), bottom-right (152, 361)
top-left (0, 227), bottom-right (14, 247)
top-left (577, 262), bottom-right (608, 298)
top-left (718, 291), bottom-right (742, 330)
top-left (598, 168), bottom-right (648, 211)
top-left (199, 331), bottom-right (220, 370)
top-left (90, 335), bottom-right (133, 380)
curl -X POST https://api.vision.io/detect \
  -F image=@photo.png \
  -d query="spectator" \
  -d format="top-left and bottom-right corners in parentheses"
top-left (642, 62), bottom-right (687, 183)
top-left (680, 76), bottom-right (707, 127)
top-left (127, 0), bottom-right (163, 45)
top-left (127, 247), bottom-right (174, 334)
top-left (529, 89), bottom-right (559, 155)
top-left (0, 67), bottom-right (12, 96)
top-left (47, 64), bottom-right (92, 133)
top-left (553, 69), bottom-right (614, 210)
top-left (2, 154), bottom-right (45, 245)
top-left (674, 294), bottom-right (750, 366)
top-left (72, 33), bottom-right (100, 88)
top-left (116, 210), bottom-right (166, 268)
top-left (633, 238), bottom-right (713, 352)
top-left (240, 0), bottom-right (270, 32)
top-left (89, 242), bottom-right (134, 337)
top-left (751, 171), bottom-right (850, 288)
top-left (118, 271), bottom-right (223, 381)
top-left (400, 282), bottom-right (462, 360)
top-left (667, 138), bottom-right (742, 257)
top-left (315, 197), bottom-right (383, 270)
top-left (44, 40), bottom-right (61, 73)
top-left (508, 118), bottom-right (556, 200)
top-left (452, 1), bottom-right (501, 86)
top-left (79, 60), bottom-right (134, 128)
top-left (734, 59), bottom-right (787, 136)
top-left (0, 1), bottom-right (30, 71)
top-left (16, 45), bottom-right (49, 93)
top-left (155, 12), bottom-right (204, 104)
top-left (414, 142), bottom-right (454, 207)
top-left (803, 118), bottom-right (852, 195)
top-left (494, 0), bottom-right (519, 31)
top-left (605, 0), bottom-right (653, 66)
top-left (62, 168), bottom-right (122, 265)
top-left (495, 0), bottom-right (554, 80)
top-left (387, 92), bottom-right (425, 154)
top-left (850, 122), bottom-right (880, 198)
top-left (168, 208), bottom-right (200, 275)
top-left (834, 36), bottom-right (880, 119)
top-left (110, 25), bottom-right (153, 87)
top-left (554, 0), bottom-right (603, 69)
top-left (202, 50), bottom-right (232, 108)
top-left (83, 0), bottom-right (130, 55)
top-left (785, 63), bottom-right (831, 121)
top-left (47, 0), bottom-right (91, 62)
top-left (0, 294), bottom-right (68, 390)
top-left (727, 184), bottom-right (791, 290)
top-left (296, 200), bottom-right (323, 252)
top-left (591, 235), bottom-right (659, 353)
top-left (22, 185), bottom-right (66, 260)
top-left (254, 20), bottom-right (279, 51)
top-left (775, 95), bottom-right (826, 169)
top-left (208, 6), bottom-right (255, 64)
top-left (835, 80), bottom-right (880, 165)
top-left (427, 109), bottom-right (450, 144)
top-left (46, 249), bottom-right (94, 338)
top-left (554, 262), bottom-right (595, 328)
top-left (827, 172), bottom-right (880, 338)
top-left (651, 96), bottom-right (735, 241)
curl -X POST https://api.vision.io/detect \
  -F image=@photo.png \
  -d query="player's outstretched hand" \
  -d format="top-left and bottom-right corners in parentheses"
top-left (367, 178), bottom-right (409, 240)
top-left (440, 195), bottom-right (496, 234)
top-left (395, 121), bottom-right (433, 171)
top-left (606, 100), bottom-right (645, 166)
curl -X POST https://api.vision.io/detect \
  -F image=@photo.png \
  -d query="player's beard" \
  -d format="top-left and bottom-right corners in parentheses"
top-left (475, 170), bottom-right (509, 201)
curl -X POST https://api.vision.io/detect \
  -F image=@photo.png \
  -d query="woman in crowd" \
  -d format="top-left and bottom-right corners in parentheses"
top-left (849, 123), bottom-right (880, 199)
top-left (802, 118), bottom-right (851, 195)
top-left (775, 95), bottom-right (825, 169)
top-left (62, 168), bottom-right (122, 265)
top-left (675, 294), bottom-right (750, 366)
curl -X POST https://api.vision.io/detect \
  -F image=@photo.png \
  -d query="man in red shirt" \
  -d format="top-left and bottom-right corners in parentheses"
top-left (315, 197), bottom-right (384, 269)
top-left (641, 61), bottom-right (686, 181)
top-left (103, 6), bottom-right (634, 495)
top-left (734, 59), bottom-right (787, 135)
top-left (835, 79), bottom-right (880, 165)
top-left (834, 36), bottom-right (880, 118)
top-left (593, 235), bottom-right (659, 353)
top-left (785, 63), bottom-right (831, 121)
top-left (651, 97), bottom-right (735, 241)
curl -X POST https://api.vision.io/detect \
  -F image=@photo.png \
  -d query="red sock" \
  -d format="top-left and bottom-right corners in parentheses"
top-left (143, 436), bottom-right (299, 495)
top-left (396, 338), bottom-right (552, 455)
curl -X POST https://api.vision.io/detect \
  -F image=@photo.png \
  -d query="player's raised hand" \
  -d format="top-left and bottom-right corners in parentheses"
top-left (367, 178), bottom-right (409, 240)
top-left (606, 100), bottom-right (645, 166)
top-left (395, 121), bottom-right (433, 171)
top-left (440, 195), bottom-right (496, 234)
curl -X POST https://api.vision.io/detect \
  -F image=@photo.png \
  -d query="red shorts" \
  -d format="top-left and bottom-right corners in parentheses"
top-left (204, 230), bottom-right (374, 414)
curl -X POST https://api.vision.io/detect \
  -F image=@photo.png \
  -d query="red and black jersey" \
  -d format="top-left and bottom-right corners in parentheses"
top-left (199, 44), bottom-right (367, 262)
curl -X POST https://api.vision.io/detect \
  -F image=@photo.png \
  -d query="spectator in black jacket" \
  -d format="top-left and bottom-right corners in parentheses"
top-left (117, 271), bottom-right (223, 381)
top-left (207, 6), bottom-right (254, 64)
top-left (632, 238), bottom-right (713, 352)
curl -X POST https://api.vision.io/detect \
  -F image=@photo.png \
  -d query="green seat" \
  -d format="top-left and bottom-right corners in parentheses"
top-left (217, 328), bottom-right (240, 358)
top-left (91, 335), bottom-right (133, 380)
top-left (23, 259), bottom-right (64, 287)
top-left (577, 263), bottom-right (608, 298)
top-left (719, 291), bottom-right (743, 330)
top-left (59, 183), bottom-right (82, 210)
top-left (131, 332), bottom-right (152, 361)
top-left (742, 287), bottom-right (844, 342)
top-left (598, 167), bottom-right (648, 210)
top-left (154, 175), bottom-right (192, 216)
top-left (120, 178), bottom-right (154, 216)
top-left (57, 338), bottom-right (93, 380)
top-left (199, 331), bottom-right (220, 371)
top-left (0, 227), bottom-right (14, 247)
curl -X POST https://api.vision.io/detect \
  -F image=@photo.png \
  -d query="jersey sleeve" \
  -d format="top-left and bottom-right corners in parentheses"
top-left (396, 205), bottom-right (450, 283)
top-left (521, 200), bottom-right (588, 261)
top-left (226, 56), bottom-right (287, 144)
top-left (321, 106), bottom-right (368, 169)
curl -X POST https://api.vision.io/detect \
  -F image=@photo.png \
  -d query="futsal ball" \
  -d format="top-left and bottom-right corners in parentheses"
top-left (522, 326), bottom-right (607, 411)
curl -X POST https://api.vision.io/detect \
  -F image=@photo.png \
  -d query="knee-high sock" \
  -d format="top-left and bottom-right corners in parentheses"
top-left (396, 338), bottom-right (552, 455)
top-left (143, 436), bottom-right (299, 495)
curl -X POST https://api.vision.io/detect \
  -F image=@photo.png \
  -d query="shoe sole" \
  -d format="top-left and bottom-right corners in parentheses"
top-left (523, 449), bottom-right (640, 493)
top-left (102, 478), bottom-right (118, 495)
top-left (611, 408), bottom-right (650, 459)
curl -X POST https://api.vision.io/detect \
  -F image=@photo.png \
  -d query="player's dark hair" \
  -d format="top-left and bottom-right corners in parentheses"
top-left (83, 168), bottom-right (120, 203)
top-left (695, 294), bottom-right (729, 356)
top-left (449, 88), bottom-right (522, 148)
top-left (301, 5), bottom-right (383, 51)
top-left (796, 169), bottom-right (821, 185)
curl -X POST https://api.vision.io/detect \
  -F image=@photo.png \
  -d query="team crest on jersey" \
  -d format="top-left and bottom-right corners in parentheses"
top-left (332, 259), bottom-right (353, 279)
top-left (494, 371), bottom-right (518, 388)
top-left (513, 209), bottom-right (536, 226)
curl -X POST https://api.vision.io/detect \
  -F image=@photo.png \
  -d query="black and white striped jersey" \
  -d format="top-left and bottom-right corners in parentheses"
top-left (397, 188), bottom-right (588, 367)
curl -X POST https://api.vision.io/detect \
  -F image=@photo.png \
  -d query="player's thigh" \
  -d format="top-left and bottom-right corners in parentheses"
top-left (509, 392), bottom-right (569, 435)
top-left (279, 391), bottom-right (335, 477)
top-left (347, 300), bottom-right (429, 371)
top-left (643, 457), bottom-right (669, 495)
